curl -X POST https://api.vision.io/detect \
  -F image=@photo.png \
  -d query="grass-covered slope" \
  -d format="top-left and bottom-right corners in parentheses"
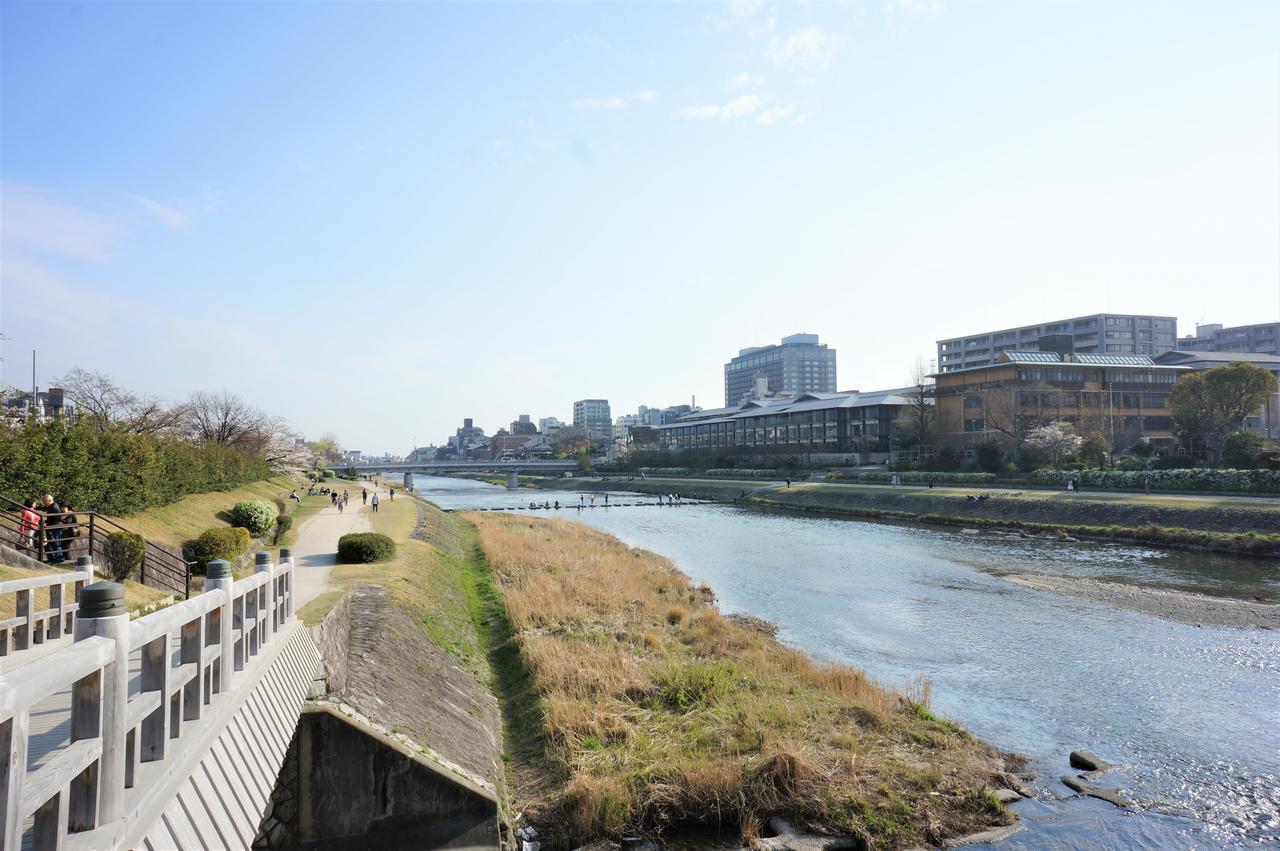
top-left (467, 512), bottom-right (1018, 848)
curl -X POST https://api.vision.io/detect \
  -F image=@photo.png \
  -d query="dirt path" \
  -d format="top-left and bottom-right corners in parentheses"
top-left (291, 483), bottom-right (383, 608)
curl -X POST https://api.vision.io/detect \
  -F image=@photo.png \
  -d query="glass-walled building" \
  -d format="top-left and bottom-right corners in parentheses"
top-left (658, 390), bottom-right (914, 455)
top-left (724, 333), bottom-right (837, 406)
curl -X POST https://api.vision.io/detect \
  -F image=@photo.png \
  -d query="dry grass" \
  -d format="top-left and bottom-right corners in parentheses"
top-left (104, 475), bottom-right (303, 549)
top-left (467, 512), bottom-right (1017, 849)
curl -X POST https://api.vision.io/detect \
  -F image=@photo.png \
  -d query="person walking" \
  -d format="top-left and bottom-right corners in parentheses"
top-left (371, 492), bottom-right (380, 513)
top-left (331, 491), bottom-right (338, 506)
top-left (59, 503), bottom-right (82, 560)
top-left (604, 493), bottom-right (609, 507)
top-left (41, 494), bottom-right (65, 563)
top-left (1144, 477), bottom-right (1152, 495)
top-left (362, 489), bottom-right (368, 505)
top-left (390, 488), bottom-right (395, 501)
top-left (338, 495), bottom-right (345, 514)
top-left (19, 498), bottom-right (40, 554)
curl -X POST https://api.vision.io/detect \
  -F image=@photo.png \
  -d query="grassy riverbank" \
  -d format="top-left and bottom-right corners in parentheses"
top-left (466, 511), bottom-right (1019, 848)
top-left (537, 477), bottom-right (1280, 558)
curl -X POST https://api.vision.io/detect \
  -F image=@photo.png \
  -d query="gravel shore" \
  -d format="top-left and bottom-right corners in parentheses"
top-left (1001, 572), bottom-right (1280, 629)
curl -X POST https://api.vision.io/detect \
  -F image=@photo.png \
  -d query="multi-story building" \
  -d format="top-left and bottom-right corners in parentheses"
top-left (658, 389), bottom-right (913, 458)
top-left (1175, 322), bottom-right (1280, 355)
top-left (572, 399), bottom-right (612, 439)
top-left (724, 333), bottom-right (836, 406)
top-left (509, 414), bottom-right (537, 435)
top-left (446, 418), bottom-right (487, 453)
top-left (933, 338), bottom-right (1188, 453)
top-left (613, 414), bottom-right (642, 441)
top-left (1154, 350), bottom-right (1280, 438)
top-left (538, 416), bottom-right (565, 436)
top-left (3, 387), bottom-right (74, 421)
top-left (937, 313), bottom-right (1177, 373)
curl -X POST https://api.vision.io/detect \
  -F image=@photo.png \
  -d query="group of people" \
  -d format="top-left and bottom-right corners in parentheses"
top-left (14, 494), bottom-right (81, 564)
top-left (331, 489), bottom-right (350, 512)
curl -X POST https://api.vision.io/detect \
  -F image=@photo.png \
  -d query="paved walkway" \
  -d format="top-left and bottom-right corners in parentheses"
top-left (291, 483), bottom-right (382, 609)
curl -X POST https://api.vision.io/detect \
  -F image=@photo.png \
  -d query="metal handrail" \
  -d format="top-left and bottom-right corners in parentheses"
top-left (1, 495), bottom-right (192, 598)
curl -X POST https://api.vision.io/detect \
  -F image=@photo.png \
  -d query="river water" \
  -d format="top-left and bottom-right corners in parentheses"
top-left (412, 476), bottom-right (1280, 849)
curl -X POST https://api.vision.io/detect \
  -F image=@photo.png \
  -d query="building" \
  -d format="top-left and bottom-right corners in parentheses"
top-left (724, 333), bottom-right (837, 406)
top-left (538, 416), bottom-right (565, 435)
top-left (446, 418), bottom-right (487, 454)
top-left (933, 340), bottom-right (1189, 453)
top-left (1154, 350), bottom-right (1280, 438)
top-left (1175, 322), bottom-right (1280, 355)
top-left (572, 399), bottom-right (612, 439)
top-left (613, 414), bottom-right (642, 441)
top-left (658, 389), bottom-right (914, 459)
top-left (509, 414), bottom-right (537, 435)
top-left (937, 313), bottom-right (1177, 374)
top-left (3, 387), bottom-right (74, 421)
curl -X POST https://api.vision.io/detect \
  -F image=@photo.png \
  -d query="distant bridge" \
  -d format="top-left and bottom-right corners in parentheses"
top-left (340, 459), bottom-right (578, 475)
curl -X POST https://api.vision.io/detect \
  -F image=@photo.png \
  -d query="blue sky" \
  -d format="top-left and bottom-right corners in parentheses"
top-left (2, 0), bottom-right (1278, 453)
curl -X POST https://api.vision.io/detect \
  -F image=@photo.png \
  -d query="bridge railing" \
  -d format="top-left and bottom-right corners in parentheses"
top-left (0, 558), bottom-right (95, 660)
top-left (0, 549), bottom-right (296, 850)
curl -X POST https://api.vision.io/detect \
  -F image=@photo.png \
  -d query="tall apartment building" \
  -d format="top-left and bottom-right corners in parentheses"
top-left (724, 333), bottom-right (836, 406)
top-left (572, 399), bottom-right (612, 439)
top-left (937, 313), bottom-right (1177, 373)
top-left (1176, 322), bottom-right (1280, 355)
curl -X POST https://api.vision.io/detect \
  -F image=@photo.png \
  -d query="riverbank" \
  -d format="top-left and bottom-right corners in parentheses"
top-left (465, 510), bottom-right (1025, 849)
top-left (535, 477), bottom-right (1280, 559)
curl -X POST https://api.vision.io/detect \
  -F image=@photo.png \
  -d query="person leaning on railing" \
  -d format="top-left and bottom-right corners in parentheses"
top-left (19, 497), bottom-right (41, 553)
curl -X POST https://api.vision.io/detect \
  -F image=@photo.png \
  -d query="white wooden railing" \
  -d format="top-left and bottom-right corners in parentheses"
top-left (0, 558), bottom-right (95, 659)
top-left (0, 549), bottom-right (296, 850)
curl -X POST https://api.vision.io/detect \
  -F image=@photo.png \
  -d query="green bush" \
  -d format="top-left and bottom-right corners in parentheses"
top-left (104, 530), bottom-right (146, 582)
top-left (705, 468), bottom-right (777, 478)
top-left (1222, 430), bottom-right (1263, 470)
top-left (232, 527), bottom-right (252, 552)
top-left (862, 471), bottom-right (996, 484)
top-left (1028, 468), bottom-right (1280, 493)
top-left (230, 500), bottom-right (278, 536)
top-left (638, 467), bottom-right (691, 476)
top-left (273, 513), bottom-right (293, 544)
top-left (337, 532), bottom-right (396, 564)
top-left (192, 527), bottom-right (246, 566)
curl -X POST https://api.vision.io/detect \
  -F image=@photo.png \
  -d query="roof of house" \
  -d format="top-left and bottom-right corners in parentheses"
top-left (1153, 350), bottom-right (1280, 365)
top-left (659, 388), bottom-right (918, 429)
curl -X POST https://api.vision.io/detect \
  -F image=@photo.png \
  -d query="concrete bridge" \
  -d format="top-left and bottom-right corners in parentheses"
top-left (1, 552), bottom-right (317, 850)
top-left (341, 459), bottom-right (579, 490)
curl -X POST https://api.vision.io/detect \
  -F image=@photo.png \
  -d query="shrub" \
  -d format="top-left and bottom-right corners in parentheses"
top-left (337, 532), bottom-right (396, 563)
top-left (192, 527), bottom-right (245, 566)
top-left (273, 513), bottom-right (293, 544)
top-left (230, 500), bottom-right (278, 536)
top-left (104, 531), bottom-right (146, 582)
top-left (705, 468), bottom-right (776, 478)
top-left (638, 467), bottom-right (690, 476)
top-left (1222, 430), bottom-right (1263, 470)
top-left (861, 471), bottom-right (996, 484)
top-left (232, 527), bottom-right (252, 553)
top-left (1028, 468), bottom-right (1280, 493)
top-left (974, 442), bottom-right (1004, 475)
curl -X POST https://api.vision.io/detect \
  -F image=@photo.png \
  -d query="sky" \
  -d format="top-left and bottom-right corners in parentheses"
top-left (2, 0), bottom-right (1278, 454)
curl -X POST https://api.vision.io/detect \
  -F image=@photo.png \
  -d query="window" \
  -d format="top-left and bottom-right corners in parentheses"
top-left (1142, 394), bottom-right (1166, 408)
top-left (964, 418), bottom-right (985, 432)
top-left (1144, 416), bottom-right (1173, 431)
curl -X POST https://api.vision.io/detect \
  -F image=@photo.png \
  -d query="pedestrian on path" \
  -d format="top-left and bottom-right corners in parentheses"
top-left (362, 489), bottom-right (368, 505)
top-left (390, 488), bottom-right (395, 501)
top-left (331, 492), bottom-right (338, 506)
top-left (41, 493), bottom-right (66, 563)
top-left (371, 493), bottom-right (380, 513)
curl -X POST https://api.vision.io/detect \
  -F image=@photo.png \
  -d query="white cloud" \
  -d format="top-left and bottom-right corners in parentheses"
top-left (765, 27), bottom-right (842, 69)
top-left (126, 194), bottom-right (190, 229)
top-left (730, 71), bottom-right (762, 89)
top-left (756, 104), bottom-right (797, 125)
top-left (680, 94), bottom-right (762, 121)
top-left (0, 184), bottom-right (120, 261)
top-left (573, 96), bottom-right (628, 111)
top-left (633, 90), bottom-right (658, 103)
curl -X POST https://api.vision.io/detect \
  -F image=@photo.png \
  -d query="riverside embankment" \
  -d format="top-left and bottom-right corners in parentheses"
top-left (417, 474), bottom-right (1280, 849)
top-left (532, 476), bottom-right (1280, 558)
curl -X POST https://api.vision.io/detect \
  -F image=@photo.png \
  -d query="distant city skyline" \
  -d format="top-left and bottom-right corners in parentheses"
top-left (2, 1), bottom-right (1277, 453)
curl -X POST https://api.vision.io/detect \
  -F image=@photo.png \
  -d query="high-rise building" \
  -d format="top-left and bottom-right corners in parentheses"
top-left (723, 333), bottom-right (836, 406)
top-left (510, 414), bottom-right (538, 435)
top-left (572, 399), bottom-right (612, 439)
top-left (936, 313), bottom-right (1177, 373)
top-left (1175, 322), bottom-right (1280, 355)
top-left (537, 416), bottom-right (565, 434)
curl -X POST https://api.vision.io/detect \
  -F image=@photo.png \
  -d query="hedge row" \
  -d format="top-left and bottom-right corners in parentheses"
top-left (638, 467), bottom-right (691, 476)
top-left (0, 419), bottom-right (272, 515)
top-left (338, 532), bottom-right (396, 563)
top-left (1029, 468), bottom-right (1280, 493)
top-left (705, 469), bottom-right (777, 478)
top-left (861, 472), bottom-right (997, 484)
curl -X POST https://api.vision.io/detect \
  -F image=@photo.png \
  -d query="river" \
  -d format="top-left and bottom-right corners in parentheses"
top-left (410, 475), bottom-right (1280, 849)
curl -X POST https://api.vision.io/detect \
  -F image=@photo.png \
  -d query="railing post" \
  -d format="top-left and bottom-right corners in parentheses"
top-left (73, 582), bottom-right (128, 828)
top-left (205, 560), bottom-right (235, 694)
top-left (254, 552), bottom-right (274, 644)
top-left (280, 547), bottom-right (294, 621)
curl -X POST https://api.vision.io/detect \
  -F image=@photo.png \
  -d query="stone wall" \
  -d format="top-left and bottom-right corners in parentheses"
top-left (310, 586), bottom-right (354, 695)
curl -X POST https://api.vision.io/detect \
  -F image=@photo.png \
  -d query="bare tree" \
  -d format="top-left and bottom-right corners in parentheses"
top-left (57, 368), bottom-right (186, 435)
top-left (896, 358), bottom-right (936, 450)
top-left (185, 390), bottom-right (268, 448)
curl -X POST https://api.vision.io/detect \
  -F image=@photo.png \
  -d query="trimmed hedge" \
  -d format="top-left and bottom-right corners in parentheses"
top-left (638, 467), bottom-right (691, 476)
top-left (1029, 468), bottom-right (1280, 494)
top-left (232, 527), bottom-right (252, 553)
top-left (104, 531), bottom-right (146, 581)
top-left (273, 513), bottom-right (293, 544)
top-left (191, 527), bottom-right (245, 567)
top-left (230, 500), bottom-right (278, 536)
top-left (705, 469), bottom-right (777, 478)
top-left (337, 532), bottom-right (396, 564)
top-left (861, 472), bottom-right (997, 484)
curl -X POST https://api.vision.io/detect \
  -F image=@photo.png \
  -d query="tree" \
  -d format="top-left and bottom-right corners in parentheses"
top-left (1221, 430), bottom-right (1263, 469)
top-left (309, 432), bottom-right (343, 463)
top-left (1078, 432), bottom-right (1108, 468)
top-left (974, 441), bottom-right (1004, 474)
top-left (1025, 421), bottom-right (1083, 468)
top-left (1169, 362), bottom-right (1278, 464)
top-left (630, 425), bottom-right (660, 447)
top-left (895, 359), bottom-right (936, 450)
top-left (185, 391), bottom-right (267, 448)
top-left (57, 368), bottom-right (186, 435)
